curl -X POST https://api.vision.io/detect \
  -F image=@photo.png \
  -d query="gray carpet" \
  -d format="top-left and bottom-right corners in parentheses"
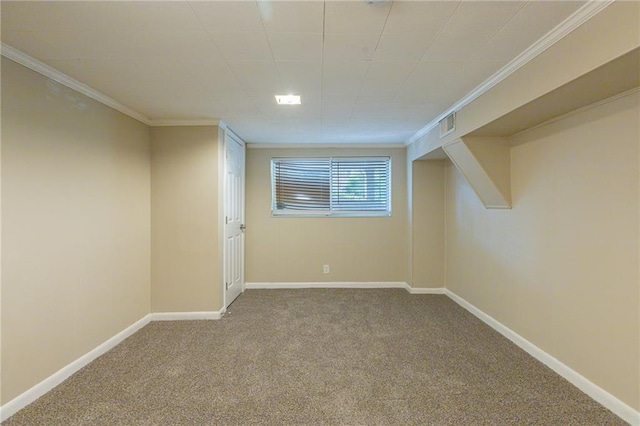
top-left (3, 289), bottom-right (626, 425)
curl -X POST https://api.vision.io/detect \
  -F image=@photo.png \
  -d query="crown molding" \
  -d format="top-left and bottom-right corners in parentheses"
top-left (247, 143), bottom-right (406, 149)
top-left (149, 119), bottom-right (220, 127)
top-left (405, 0), bottom-right (615, 146)
top-left (1, 43), bottom-right (151, 125)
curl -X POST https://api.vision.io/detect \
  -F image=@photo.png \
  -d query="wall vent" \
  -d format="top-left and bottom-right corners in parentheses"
top-left (439, 112), bottom-right (456, 138)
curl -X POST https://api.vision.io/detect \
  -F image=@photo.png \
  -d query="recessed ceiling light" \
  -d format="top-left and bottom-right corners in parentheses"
top-left (275, 94), bottom-right (301, 105)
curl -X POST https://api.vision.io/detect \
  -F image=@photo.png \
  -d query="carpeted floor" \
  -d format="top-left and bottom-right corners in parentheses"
top-left (3, 289), bottom-right (626, 425)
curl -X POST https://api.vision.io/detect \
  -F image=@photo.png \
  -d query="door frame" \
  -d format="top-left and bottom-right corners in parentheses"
top-left (220, 123), bottom-right (246, 310)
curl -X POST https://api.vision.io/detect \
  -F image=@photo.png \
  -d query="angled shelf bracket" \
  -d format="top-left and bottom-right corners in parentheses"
top-left (443, 136), bottom-right (511, 209)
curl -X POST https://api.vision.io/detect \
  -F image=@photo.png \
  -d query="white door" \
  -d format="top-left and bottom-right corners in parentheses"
top-left (224, 132), bottom-right (245, 308)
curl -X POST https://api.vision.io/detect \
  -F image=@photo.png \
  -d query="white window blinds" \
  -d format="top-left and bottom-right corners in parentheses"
top-left (271, 157), bottom-right (391, 217)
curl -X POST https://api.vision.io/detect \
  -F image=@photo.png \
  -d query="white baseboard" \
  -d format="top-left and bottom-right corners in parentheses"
top-left (0, 314), bottom-right (152, 422)
top-left (405, 286), bottom-right (446, 294)
top-left (245, 282), bottom-right (446, 295)
top-left (150, 311), bottom-right (223, 321)
top-left (245, 281), bottom-right (409, 290)
top-left (444, 289), bottom-right (640, 426)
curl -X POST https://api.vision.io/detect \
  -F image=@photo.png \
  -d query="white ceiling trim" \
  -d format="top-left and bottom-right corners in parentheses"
top-left (0, 43), bottom-right (152, 126)
top-left (405, 0), bottom-right (615, 146)
top-left (247, 143), bottom-right (406, 149)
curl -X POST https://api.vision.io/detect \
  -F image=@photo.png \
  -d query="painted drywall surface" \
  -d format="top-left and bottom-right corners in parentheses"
top-left (410, 0), bottom-right (640, 161)
top-left (445, 92), bottom-right (640, 410)
top-left (456, 1), bottom-right (640, 139)
top-left (411, 160), bottom-right (445, 288)
top-left (150, 126), bottom-right (221, 312)
top-left (245, 148), bottom-right (407, 283)
top-left (1, 59), bottom-right (151, 404)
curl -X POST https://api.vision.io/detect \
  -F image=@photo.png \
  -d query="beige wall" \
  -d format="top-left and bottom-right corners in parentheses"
top-left (410, 160), bottom-right (445, 288)
top-left (246, 148), bottom-right (407, 283)
top-left (150, 126), bottom-right (222, 312)
top-left (444, 91), bottom-right (640, 410)
top-left (1, 59), bottom-right (151, 404)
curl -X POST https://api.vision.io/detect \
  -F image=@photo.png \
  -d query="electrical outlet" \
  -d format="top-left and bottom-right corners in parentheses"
top-left (323, 265), bottom-right (330, 274)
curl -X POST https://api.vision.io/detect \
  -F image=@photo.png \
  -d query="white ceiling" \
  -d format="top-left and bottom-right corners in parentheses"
top-left (1, 1), bottom-right (587, 145)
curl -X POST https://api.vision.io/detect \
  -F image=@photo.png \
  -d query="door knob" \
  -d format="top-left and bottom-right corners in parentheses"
top-left (239, 224), bottom-right (246, 231)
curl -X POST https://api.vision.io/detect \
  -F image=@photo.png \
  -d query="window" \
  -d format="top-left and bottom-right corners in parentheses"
top-left (271, 157), bottom-right (391, 217)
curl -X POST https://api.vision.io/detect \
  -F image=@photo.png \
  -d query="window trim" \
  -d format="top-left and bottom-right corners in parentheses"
top-left (271, 156), bottom-right (392, 218)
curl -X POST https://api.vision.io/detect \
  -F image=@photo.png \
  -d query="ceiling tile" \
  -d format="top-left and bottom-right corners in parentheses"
top-left (329, 118), bottom-right (410, 143)
top-left (324, 33), bottom-right (379, 61)
top-left (190, 2), bottom-right (264, 33)
top-left (53, 1), bottom-right (140, 33)
top-left (295, 119), bottom-right (323, 134)
top-left (217, 98), bottom-right (261, 115)
top-left (1, 2), bottom-right (77, 32)
top-left (259, 1), bottom-right (324, 34)
top-left (502, 1), bottom-right (587, 34)
top-left (268, 33), bottom-right (323, 62)
top-left (150, 31), bottom-right (226, 62)
top-left (383, 1), bottom-right (459, 35)
top-left (111, 31), bottom-right (179, 60)
top-left (354, 98), bottom-right (435, 122)
top-left (228, 61), bottom-right (281, 96)
top-left (1, 31), bottom-right (64, 61)
top-left (374, 31), bottom-right (439, 62)
top-left (360, 61), bottom-right (416, 98)
top-left (2, 2), bottom-right (135, 33)
top-left (321, 95), bottom-right (358, 108)
top-left (212, 32), bottom-right (273, 62)
top-left (422, 30), bottom-right (496, 62)
top-left (473, 31), bottom-right (540, 62)
top-left (322, 106), bottom-right (356, 121)
top-left (33, 30), bottom-right (140, 60)
top-left (322, 61), bottom-right (370, 97)
top-left (123, 2), bottom-right (203, 32)
top-left (321, 95), bottom-right (357, 121)
top-left (150, 95), bottom-right (259, 119)
top-left (183, 61), bottom-right (245, 95)
top-left (394, 60), bottom-right (466, 102)
top-left (352, 97), bottom-right (394, 119)
top-left (443, 1), bottom-right (527, 33)
top-left (324, 1), bottom-right (392, 35)
top-left (276, 61), bottom-right (323, 94)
